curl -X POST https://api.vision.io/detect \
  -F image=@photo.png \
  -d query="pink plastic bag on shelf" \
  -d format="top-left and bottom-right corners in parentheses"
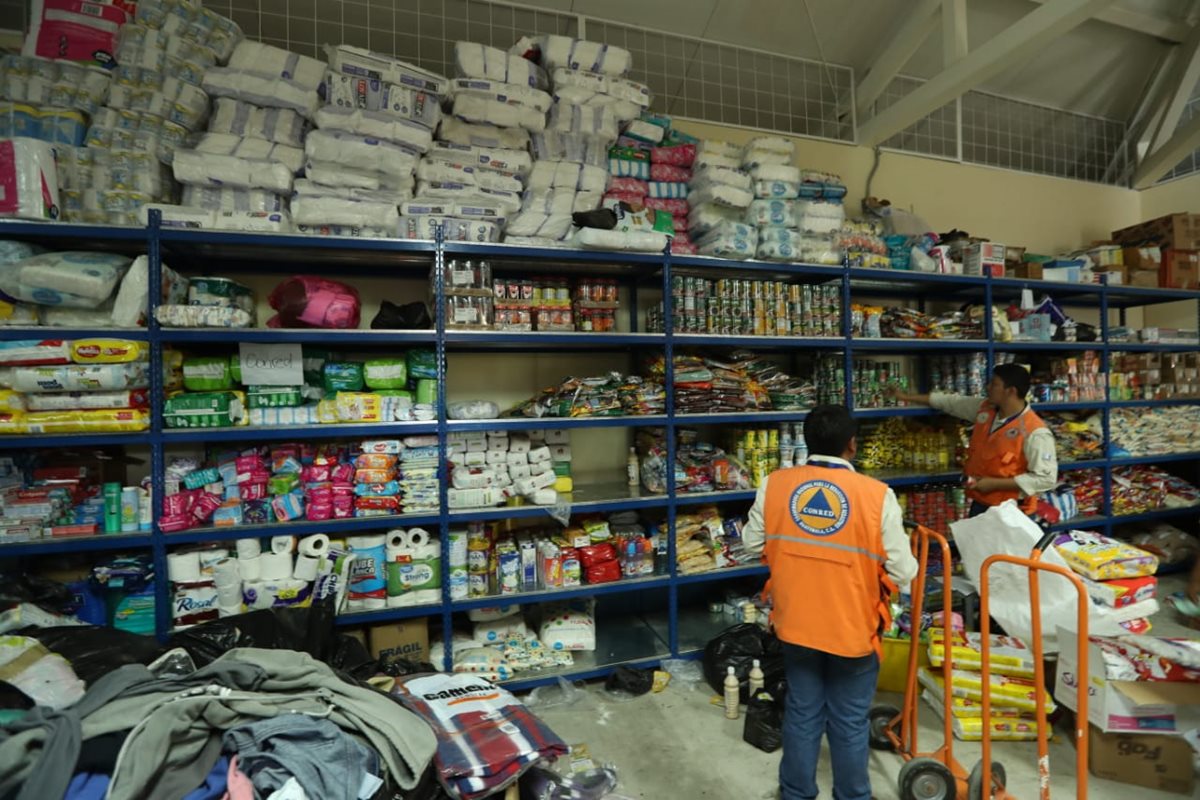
top-left (267, 276), bottom-right (361, 329)
top-left (23, 0), bottom-right (133, 65)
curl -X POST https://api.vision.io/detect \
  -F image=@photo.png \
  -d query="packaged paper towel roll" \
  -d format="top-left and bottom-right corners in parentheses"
top-left (293, 553), bottom-right (320, 582)
top-left (0, 137), bottom-right (60, 221)
top-left (258, 551), bottom-right (292, 581)
top-left (238, 555), bottom-right (261, 581)
top-left (167, 551), bottom-right (201, 583)
top-left (270, 535), bottom-right (295, 554)
top-left (235, 537), bottom-right (261, 559)
top-left (212, 557), bottom-right (240, 587)
top-left (298, 534), bottom-right (329, 557)
top-left (216, 581), bottom-right (242, 607)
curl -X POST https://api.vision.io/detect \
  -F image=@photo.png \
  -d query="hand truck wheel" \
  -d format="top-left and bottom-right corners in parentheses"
top-left (899, 757), bottom-right (956, 800)
top-left (867, 703), bottom-right (900, 751)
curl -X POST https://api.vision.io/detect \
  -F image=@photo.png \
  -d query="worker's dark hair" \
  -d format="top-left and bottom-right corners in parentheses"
top-left (993, 363), bottom-right (1031, 398)
top-left (804, 404), bottom-right (858, 458)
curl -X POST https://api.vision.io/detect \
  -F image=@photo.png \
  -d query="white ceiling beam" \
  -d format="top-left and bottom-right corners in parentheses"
top-left (1103, 46), bottom-right (1180, 185)
top-left (1029, 0), bottom-right (1192, 41)
top-left (943, 0), bottom-right (968, 67)
top-left (853, 0), bottom-right (941, 119)
top-left (1134, 110), bottom-right (1200, 188)
top-left (857, 0), bottom-right (1118, 148)
top-left (1145, 22), bottom-right (1200, 155)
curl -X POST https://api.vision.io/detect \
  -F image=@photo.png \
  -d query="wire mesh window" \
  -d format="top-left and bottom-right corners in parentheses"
top-left (960, 91), bottom-right (1126, 184)
top-left (1159, 97), bottom-right (1200, 183)
top-left (877, 76), bottom-right (958, 160)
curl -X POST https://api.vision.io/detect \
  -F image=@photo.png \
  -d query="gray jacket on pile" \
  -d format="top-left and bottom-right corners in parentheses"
top-left (0, 647), bottom-right (436, 800)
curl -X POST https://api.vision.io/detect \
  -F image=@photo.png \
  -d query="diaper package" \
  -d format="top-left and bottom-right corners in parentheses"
top-left (918, 666), bottom-right (1055, 715)
top-left (181, 186), bottom-right (286, 213)
top-left (518, 35), bottom-right (632, 77)
top-left (26, 390), bottom-right (148, 411)
top-left (398, 215), bottom-right (501, 243)
top-left (191, 132), bottom-right (304, 175)
top-left (164, 390), bottom-right (246, 428)
top-left (14, 363), bottom-right (148, 392)
top-left (226, 41), bottom-right (326, 92)
top-left (532, 132), bottom-right (607, 167)
top-left (22, 408), bottom-right (150, 433)
top-left (926, 628), bottom-right (1037, 678)
top-left (290, 196), bottom-right (399, 229)
top-left (0, 137), bottom-right (59, 220)
top-left (155, 304), bottom-right (253, 328)
top-left (173, 150), bottom-right (294, 195)
top-left (325, 45), bottom-right (449, 96)
top-left (546, 102), bottom-right (618, 142)
top-left (528, 161), bottom-right (607, 193)
top-left (438, 117), bottom-right (531, 151)
top-left (454, 42), bottom-right (547, 90)
top-left (3, 251), bottom-right (130, 308)
top-left (324, 72), bottom-right (442, 131)
top-left (688, 182), bottom-right (753, 210)
top-left (314, 107), bottom-right (434, 152)
top-left (110, 255), bottom-right (188, 328)
top-left (202, 68), bottom-right (320, 119)
top-left (305, 129), bottom-right (421, 180)
top-left (207, 99), bottom-right (307, 147)
top-left (183, 355), bottom-right (235, 391)
top-left (1053, 531), bottom-right (1159, 580)
top-left (416, 160), bottom-right (522, 193)
top-left (425, 141), bottom-right (532, 178)
top-left (756, 229), bottom-right (803, 261)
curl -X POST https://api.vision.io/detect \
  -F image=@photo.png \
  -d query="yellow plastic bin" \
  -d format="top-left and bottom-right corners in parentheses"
top-left (878, 636), bottom-right (929, 693)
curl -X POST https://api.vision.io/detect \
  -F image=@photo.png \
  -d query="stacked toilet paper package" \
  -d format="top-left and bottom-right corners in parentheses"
top-left (432, 601), bottom-right (595, 681)
top-left (166, 525), bottom-right (441, 625)
top-left (445, 427), bottom-right (573, 510)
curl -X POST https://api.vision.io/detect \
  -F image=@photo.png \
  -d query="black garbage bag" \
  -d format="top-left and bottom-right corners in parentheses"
top-left (1, 572), bottom-right (81, 616)
top-left (29, 625), bottom-right (165, 685)
top-left (168, 599), bottom-right (377, 680)
top-left (371, 300), bottom-right (431, 330)
top-left (604, 665), bottom-right (654, 697)
top-left (703, 623), bottom-right (785, 702)
top-left (743, 691), bottom-right (784, 753)
top-left (377, 656), bottom-right (437, 678)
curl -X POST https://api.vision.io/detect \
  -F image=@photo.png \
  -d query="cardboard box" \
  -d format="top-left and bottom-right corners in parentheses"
top-left (1054, 627), bottom-right (1200, 734)
top-left (1129, 269), bottom-right (1160, 288)
top-left (1113, 213), bottom-right (1200, 251)
top-left (1011, 262), bottom-right (1043, 280)
top-left (1094, 266), bottom-right (1127, 285)
top-left (1043, 265), bottom-right (1081, 283)
top-left (964, 242), bottom-right (1005, 277)
top-left (367, 620), bottom-right (430, 664)
top-left (1086, 725), bottom-right (1196, 795)
top-left (1161, 249), bottom-right (1199, 290)
top-left (1124, 245), bottom-right (1163, 271)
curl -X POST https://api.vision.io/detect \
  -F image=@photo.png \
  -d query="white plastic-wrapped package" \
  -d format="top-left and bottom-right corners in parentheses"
top-left (212, 210), bottom-right (290, 233)
top-left (426, 141), bottom-right (531, 179)
top-left (294, 223), bottom-right (391, 239)
top-left (574, 227), bottom-right (668, 253)
top-left (546, 102), bottom-right (618, 141)
top-left (454, 42), bottom-right (547, 89)
top-left (416, 160), bottom-right (522, 193)
top-left (290, 196), bottom-right (400, 228)
top-left (795, 199), bottom-right (846, 219)
top-left (14, 363), bottom-right (148, 392)
top-left (438, 117), bottom-right (530, 151)
top-left (304, 161), bottom-right (409, 192)
top-left (293, 180), bottom-right (410, 206)
top-left (505, 211), bottom-right (572, 240)
top-left (691, 165), bottom-right (752, 191)
top-left (207, 99), bottom-right (307, 147)
top-left (202, 68), bottom-right (320, 119)
top-left (756, 228), bottom-right (803, 261)
top-left (520, 187), bottom-right (576, 216)
top-left (415, 183), bottom-right (521, 215)
top-left (688, 202), bottom-right (743, 237)
top-left (139, 203), bottom-right (215, 229)
top-left (574, 191), bottom-right (603, 213)
top-left (527, 161), bottom-right (607, 193)
top-left (502, 235), bottom-right (570, 248)
top-left (537, 601), bottom-right (597, 650)
top-left (8, 252), bottom-right (129, 307)
top-left (530, 132), bottom-right (607, 167)
top-left (742, 148), bottom-right (791, 168)
top-left (181, 186), bottom-right (286, 213)
top-left (227, 41), bottom-right (326, 92)
top-left (549, 69), bottom-right (648, 120)
top-left (693, 151), bottom-right (739, 171)
top-left (314, 108), bottom-right (433, 153)
top-left (400, 199), bottom-right (506, 224)
top-left (689, 182), bottom-right (753, 210)
top-left (448, 93), bottom-right (546, 132)
top-left (747, 198), bottom-right (799, 228)
top-left (695, 221), bottom-right (758, 259)
top-left (697, 139), bottom-right (741, 158)
top-left (449, 78), bottom-right (552, 113)
top-left (191, 132), bottom-right (305, 174)
top-left (0, 138), bottom-right (59, 220)
top-left (156, 304), bottom-right (253, 327)
top-left (304, 130), bottom-right (420, 180)
top-left (744, 135), bottom-right (794, 157)
top-left (324, 72), bottom-right (441, 130)
top-left (624, 118), bottom-right (665, 145)
top-left (111, 255), bottom-right (187, 327)
top-left (173, 150), bottom-right (294, 194)
top-left (519, 35), bottom-right (631, 77)
top-left (753, 179), bottom-right (801, 200)
top-left (325, 45), bottom-right (449, 95)
top-left (751, 164), bottom-right (802, 183)
top-left (399, 215), bottom-right (501, 242)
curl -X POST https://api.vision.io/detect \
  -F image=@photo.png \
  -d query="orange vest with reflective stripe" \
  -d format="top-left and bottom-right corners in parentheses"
top-left (762, 462), bottom-right (895, 659)
top-left (964, 403), bottom-right (1047, 513)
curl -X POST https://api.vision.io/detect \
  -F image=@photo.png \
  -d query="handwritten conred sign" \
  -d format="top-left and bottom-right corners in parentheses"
top-left (238, 343), bottom-right (303, 386)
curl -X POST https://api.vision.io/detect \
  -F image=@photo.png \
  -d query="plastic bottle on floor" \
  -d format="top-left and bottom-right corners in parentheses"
top-left (724, 666), bottom-right (740, 720)
top-left (748, 659), bottom-right (764, 696)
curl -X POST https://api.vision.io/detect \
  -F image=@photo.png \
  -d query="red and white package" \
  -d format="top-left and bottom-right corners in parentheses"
top-left (650, 163), bottom-right (692, 182)
top-left (606, 177), bottom-right (648, 196)
top-left (650, 143), bottom-right (696, 166)
top-left (602, 191), bottom-right (646, 207)
top-left (645, 197), bottom-right (689, 216)
top-left (23, 0), bottom-right (133, 65)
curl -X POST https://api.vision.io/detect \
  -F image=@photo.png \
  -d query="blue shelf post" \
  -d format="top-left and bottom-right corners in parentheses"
top-left (662, 244), bottom-right (679, 656)
top-left (147, 210), bottom-right (171, 639)
top-left (433, 227), bottom-right (454, 670)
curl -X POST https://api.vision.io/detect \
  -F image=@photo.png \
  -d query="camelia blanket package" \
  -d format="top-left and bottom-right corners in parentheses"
top-left (324, 72), bottom-right (442, 131)
top-left (325, 45), bottom-right (450, 96)
top-left (173, 150), bottom-right (294, 195)
top-left (314, 107), bottom-right (434, 153)
top-left (190, 133), bottom-right (304, 175)
top-left (0, 137), bottom-right (59, 221)
top-left (454, 42), bottom-right (547, 89)
top-left (207, 99), bottom-right (307, 147)
top-left (305, 130), bottom-right (421, 182)
top-left (516, 35), bottom-right (633, 77)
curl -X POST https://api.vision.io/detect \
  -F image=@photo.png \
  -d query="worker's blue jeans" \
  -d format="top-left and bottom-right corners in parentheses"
top-left (779, 644), bottom-right (879, 800)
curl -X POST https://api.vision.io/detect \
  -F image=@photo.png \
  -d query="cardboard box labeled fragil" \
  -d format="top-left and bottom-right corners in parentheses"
top-left (1161, 249), bottom-right (1199, 290)
top-left (368, 620), bottom-right (429, 664)
top-left (1086, 724), bottom-right (1196, 795)
top-left (1054, 627), bottom-right (1200, 734)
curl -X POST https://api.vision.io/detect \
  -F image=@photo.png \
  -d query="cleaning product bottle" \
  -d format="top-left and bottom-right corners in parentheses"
top-left (626, 447), bottom-right (639, 487)
top-left (748, 659), bottom-right (764, 696)
top-left (724, 666), bottom-right (740, 719)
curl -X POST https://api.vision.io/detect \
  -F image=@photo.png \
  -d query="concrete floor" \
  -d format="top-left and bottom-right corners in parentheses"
top-left (529, 574), bottom-right (1198, 800)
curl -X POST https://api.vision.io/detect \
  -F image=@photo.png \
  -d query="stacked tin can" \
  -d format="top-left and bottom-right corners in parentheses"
top-left (649, 277), bottom-right (841, 337)
top-left (929, 354), bottom-right (987, 397)
top-left (853, 359), bottom-right (910, 409)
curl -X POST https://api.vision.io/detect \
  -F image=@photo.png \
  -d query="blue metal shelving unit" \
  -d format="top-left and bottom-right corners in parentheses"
top-left (2, 218), bottom-right (1199, 688)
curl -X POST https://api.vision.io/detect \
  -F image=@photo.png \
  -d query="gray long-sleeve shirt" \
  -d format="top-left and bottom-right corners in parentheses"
top-left (930, 392), bottom-right (1059, 498)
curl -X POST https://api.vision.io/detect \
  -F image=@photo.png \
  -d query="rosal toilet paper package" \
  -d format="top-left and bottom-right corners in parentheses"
top-left (0, 137), bottom-right (59, 221)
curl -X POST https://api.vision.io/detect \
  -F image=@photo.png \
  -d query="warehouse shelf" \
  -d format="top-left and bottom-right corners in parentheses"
top-left (446, 481), bottom-right (669, 522)
top-left (450, 575), bottom-right (672, 612)
top-left (1108, 342), bottom-right (1200, 352)
top-left (446, 415), bottom-right (667, 432)
top-left (334, 604), bottom-right (442, 627)
top-left (162, 512), bottom-right (442, 544)
top-left (1109, 452), bottom-right (1200, 466)
top-left (0, 327), bottom-right (151, 341)
top-left (1051, 505), bottom-right (1200, 530)
top-left (159, 328), bottom-right (437, 344)
top-left (1108, 398), bottom-right (1200, 407)
top-left (0, 432), bottom-right (150, 449)
top-left (0, 533), bottom-right (153, 557)
top-left (163, 421), bottom-right (439, 443)
top-left (1050, 515), bottom-right (1108, 530)
top-left (3, 223), bottom-right (1198, 687)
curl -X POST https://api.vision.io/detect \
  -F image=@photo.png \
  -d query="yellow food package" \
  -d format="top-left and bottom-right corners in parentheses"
top-left (923, 691), bottom-right (1039, 742)
top-left (0, 391), bottom-right (26, 413)
top-left (927, 628), bottom-right (1036, 679)
top-left (917, 666), bottom-right (1054, 715)
top-left (70, 339), bottom-right (149, 364)
top-left (334, 392), bottom-right (383, 423)
top-left (24, 408), bottom-right (150, 434)
top-left (0, 411), bottom-right (28, 434)
top-left (918, 668), bottom-right (1034, 720)
top-left (554, 475), bottom-right (574, 493)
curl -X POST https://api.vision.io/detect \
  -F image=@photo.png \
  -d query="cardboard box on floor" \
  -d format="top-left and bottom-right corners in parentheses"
top-left (368, 620), bottom-right (429, 665)
top-left (1086, 724), bottom-right (1196, 795)
top-left (1054, 627), bottom-right (1200, 735)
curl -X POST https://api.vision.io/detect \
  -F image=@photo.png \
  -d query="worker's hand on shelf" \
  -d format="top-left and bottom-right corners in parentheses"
top-left (887, 386), bottom-right (920, 405)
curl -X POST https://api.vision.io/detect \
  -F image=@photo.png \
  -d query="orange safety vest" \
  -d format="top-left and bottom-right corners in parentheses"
top-left (762, 461), bottom-right (896, 660)
top-left (963, 402), bottom-right (1047, 514)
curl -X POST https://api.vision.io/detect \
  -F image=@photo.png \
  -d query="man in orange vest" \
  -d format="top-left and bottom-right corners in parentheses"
top-left (743, 405), bottom-right (918, 800)
top-left (893, 363), bottom-right (1058, 517)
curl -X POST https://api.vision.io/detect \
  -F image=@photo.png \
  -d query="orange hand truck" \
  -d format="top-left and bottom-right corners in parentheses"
top-left (868, 522), bottom-right (1091, 800)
